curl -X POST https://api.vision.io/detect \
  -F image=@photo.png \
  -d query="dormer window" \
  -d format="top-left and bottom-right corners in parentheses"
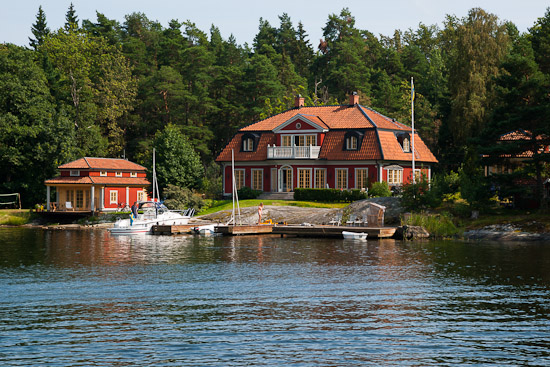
top-left (130, 172), bottom-right (137, 178)
top-left (243, 137), bottom-right (254, 152)
top-left (100, 171), bottom-right (107, 177)
top-left (343, 130), bottom-right (364, 151)
top-left (116, 172), bottom-right (122, 177)
top-left (241, 133), bottom-right (261, 152)
top-left (70, 170), bottom-right (80, 176)
top-left (346, 136), bottom-right (358, 150)
top-left (396, 132), bottom-right (411, 152)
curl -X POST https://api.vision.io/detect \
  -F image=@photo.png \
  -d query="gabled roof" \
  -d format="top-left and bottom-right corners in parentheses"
top-left (319, 130), bottom-right (382, 160)
top-left (44, 176), bottom-right (150, 186)
top-left (216, 133), bottom-right (276, 162)
top-left (241, 105), bottom-right (412, 132)
top-left (58, 157), bottom-right (147, 171)
top-left (378, 131), bottom-right (438, 163)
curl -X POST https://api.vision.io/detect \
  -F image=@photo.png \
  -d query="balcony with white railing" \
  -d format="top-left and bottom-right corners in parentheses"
top-left (267, 145), bottom-right (321, 159)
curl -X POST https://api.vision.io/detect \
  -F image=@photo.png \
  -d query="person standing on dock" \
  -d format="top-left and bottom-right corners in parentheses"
top-left (130, 202), bottom-right (138, 225)
top-left (258, 203), bottom-right (264, 224)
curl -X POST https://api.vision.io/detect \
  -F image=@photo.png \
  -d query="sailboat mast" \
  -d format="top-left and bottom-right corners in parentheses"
top-left (152, 148), bottom-right (156, 202)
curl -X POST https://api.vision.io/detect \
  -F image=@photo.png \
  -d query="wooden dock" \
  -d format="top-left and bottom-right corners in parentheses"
top-left (272, 225), bottom-right (396, 239)
top-left (152, 223), bottom-right (397, 239)
top-left (152, 224), bottom-right (197, 235)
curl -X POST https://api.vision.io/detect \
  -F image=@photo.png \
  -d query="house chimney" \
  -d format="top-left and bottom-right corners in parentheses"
top-left (349, 91), bottom-right (359, 105)
top-left (294, 94), bottom-right (305, 108)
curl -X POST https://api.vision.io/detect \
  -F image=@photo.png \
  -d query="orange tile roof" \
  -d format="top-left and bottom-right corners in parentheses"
top-left (319, 130), bottom-right (382, 160)
top-left (59, 157), bottom-right (147, 171)
top-left (216, 133), bottom-right (276, 162)
top-left (378, 131), bottom-right (438, 163)
top-left (216, 104), bottom-right (438, 164)
top-left (45, 176), bottom-right (150, 186)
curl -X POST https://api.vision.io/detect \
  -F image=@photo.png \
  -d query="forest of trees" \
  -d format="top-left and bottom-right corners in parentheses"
top-left (1, 4), bottom-right (549, 207)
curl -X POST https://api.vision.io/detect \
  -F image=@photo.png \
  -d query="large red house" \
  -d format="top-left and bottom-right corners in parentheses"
top-left (44, 157), bottom-right (151, 212)
top-left (216, 94), bottom-right (438, 196)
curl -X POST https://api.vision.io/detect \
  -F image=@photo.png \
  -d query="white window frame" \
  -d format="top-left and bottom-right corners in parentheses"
top-left (130, 172), bottom-right (137, 178)
top-left (297, 168), bottom-right (312, 189)
top-left (137, 191), bottom-right (146, 202)
top-left (115, 172), bottom-right (122, 177)
top-left (70, 170), bottom-right (80, 177)
top-left (355, 168), bottom-right (369, 190)
top-left (281, 134), bottom-right (317, 147)
top-left (110, 190), bottom-right (118, 204)
top-left (243, 137), bottom-right (254, 152)
top-left (346, 136), bottom-right (358, 150)
top-left (314, 168), bottom-right (326, 189)
top-left (335, 168), bottom-right (348, 189)
top-left (387, 168), bottom-right (403, 185)
top-left (100, 171), bottom-right (107, 177)
top-left (403, 138), bottom-right (410, 152)
top-left (234, 169), bottom-right (245, 190)
top-left (251, 169), bottom-right (263, 191)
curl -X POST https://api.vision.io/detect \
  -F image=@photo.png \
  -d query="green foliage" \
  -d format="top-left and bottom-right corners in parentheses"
top-left (458, 166), bottom-right (493, 210)
top-left (293, 188), bottom-right (367, 202)
top-left (163, 184), bottom-right (205, 211)
top-left (369, 182), bottom-right (392, 197)
top-left (401, 175), bottom-right (440, 210)
top-left (402, 212), bottom-right (461, 238)
top-left (432, 171), bottom-right (461, 196)
top-left (237, 186), bottom-right (262, 200)
top-left (154, 124), bottom-right (204, 193)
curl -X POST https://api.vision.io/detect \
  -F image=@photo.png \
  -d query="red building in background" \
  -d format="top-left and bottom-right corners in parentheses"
top-left (216, 94), bottom-right (438, 196)
top-left (44, 157), bottom-right (150, 212)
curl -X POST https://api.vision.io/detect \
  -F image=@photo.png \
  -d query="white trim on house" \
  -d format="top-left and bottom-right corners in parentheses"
top-left (297, 168), bottom-right (313, 189)
top-left (355, 167), bottom-right (369, 190)
top-left (272, 114), bottom-right (328, 133)
top-left (314, 168), bottom-right (327, 189)
top-left (335, 168), bottom-right (348, 189)
top-left (251, 168), bottom-right (264, 191)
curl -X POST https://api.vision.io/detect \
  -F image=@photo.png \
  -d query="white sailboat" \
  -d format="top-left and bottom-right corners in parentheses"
top-left (109, 149), bottom-right (192, 234)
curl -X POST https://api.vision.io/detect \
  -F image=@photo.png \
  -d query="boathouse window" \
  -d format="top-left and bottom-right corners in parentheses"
top-left (137, 191), bottom-right (146, 202)
top-left (314, 168), bottom-right (326, 189)
top-left (396, 132), bottom-right (411, 153)
top-left (130, 172), bottom-right (137, 178)
top-left (343, 130), bottom-right (364, 151)
top-left (386, 166), bottom-right (403, 185)
top-left (252, 169), bottom-right (263, 191)
top-left (100, 171), bottom-right (107, 177)
top-left (116, 172), bottom-right (122, 177)
top-left (110, 190), bottom-right (118, 204)
top-left (336, 168), bottom-right (348, 189)
top-left (241, 133), bottom-right (260, 152)
top-left (70, 170), bottom-right (80, 176)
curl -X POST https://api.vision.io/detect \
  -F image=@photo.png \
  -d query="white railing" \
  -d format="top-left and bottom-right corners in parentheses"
top-left (267, 145), bottom-right (321, 159)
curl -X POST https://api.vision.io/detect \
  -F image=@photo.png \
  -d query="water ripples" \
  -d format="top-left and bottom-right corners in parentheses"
top-left (1, 227), bottom-right (549, 365)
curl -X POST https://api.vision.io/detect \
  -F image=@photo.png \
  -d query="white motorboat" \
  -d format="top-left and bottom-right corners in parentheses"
top-left (342, 231), bottom-right (368, 240)
top-left (109, 201), bottom-right (191, 234)
top-left (193, 224), bottom-right (216, 235)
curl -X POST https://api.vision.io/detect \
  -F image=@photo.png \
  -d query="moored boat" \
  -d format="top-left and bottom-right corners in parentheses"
top-left (109, 201), bottom-right (191, 234)
top-left (342, 231), bottom-right (368, 240)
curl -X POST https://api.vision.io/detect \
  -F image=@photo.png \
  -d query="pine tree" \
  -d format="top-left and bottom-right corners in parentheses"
top-left (65, 3), bottom-right (79, 31)
top-left (29, 6), bottom-right (50, 50)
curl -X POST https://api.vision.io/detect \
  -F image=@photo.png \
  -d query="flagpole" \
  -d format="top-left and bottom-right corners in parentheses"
top-left (411, 77), bottom-right (415, 184)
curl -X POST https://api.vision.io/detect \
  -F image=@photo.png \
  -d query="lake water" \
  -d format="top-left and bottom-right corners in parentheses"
top-left (1, 227), bottom-right (549, 366)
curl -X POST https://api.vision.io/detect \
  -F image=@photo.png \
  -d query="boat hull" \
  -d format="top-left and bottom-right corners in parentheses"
top-left (342, 231), bottom-right (368, 240)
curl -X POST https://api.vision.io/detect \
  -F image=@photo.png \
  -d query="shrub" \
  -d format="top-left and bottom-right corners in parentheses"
top-left (163, 184), bottom-right (205, 211)
top-left (401, 175), bottom-right (441, 211)
top-left (237, 186), bottom-right (262, 200)
top-left (402, 212), bottom-right (460, 238)
top-left (293, 188), bottom-right (367, 202)
top-left (369, 181), bottom-right (392, 197)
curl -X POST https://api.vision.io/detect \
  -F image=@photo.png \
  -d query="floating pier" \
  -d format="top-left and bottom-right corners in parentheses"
top-left (152, 223), bottom-right (397, 238)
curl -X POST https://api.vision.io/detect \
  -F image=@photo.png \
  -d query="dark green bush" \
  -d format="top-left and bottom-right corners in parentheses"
top-left (369, 181), bottom-right (392, 197)
top-left (163, 184), bottom-right (205, 211)
top-left (237, 186), bottom-right (262, 200)
top-left (401, 175), bottom-right (441, 211)
top-left (293, 188), bottom-right (367, 202)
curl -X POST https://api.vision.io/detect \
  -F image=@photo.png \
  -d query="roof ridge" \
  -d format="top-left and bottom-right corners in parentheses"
top-left (357, 105), bottom-right (378, 128)
top-left (83, 157), bottom-right (91, 168)
top-left (362, 106), bottom-right (411, 130)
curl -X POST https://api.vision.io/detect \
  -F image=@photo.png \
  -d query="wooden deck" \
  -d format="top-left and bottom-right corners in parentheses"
top-left (151, 224), bottom-right (197, 235)
top-left (272, 225), bottom-right (396, 239)
top-left (151, 224), bottom-right (397, 239)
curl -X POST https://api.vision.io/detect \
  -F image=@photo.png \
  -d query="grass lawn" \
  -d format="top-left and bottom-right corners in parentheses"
top-left (199, 200), bottom-right (348, 216)
top-left (0, 209), bottom-right (33, 225)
